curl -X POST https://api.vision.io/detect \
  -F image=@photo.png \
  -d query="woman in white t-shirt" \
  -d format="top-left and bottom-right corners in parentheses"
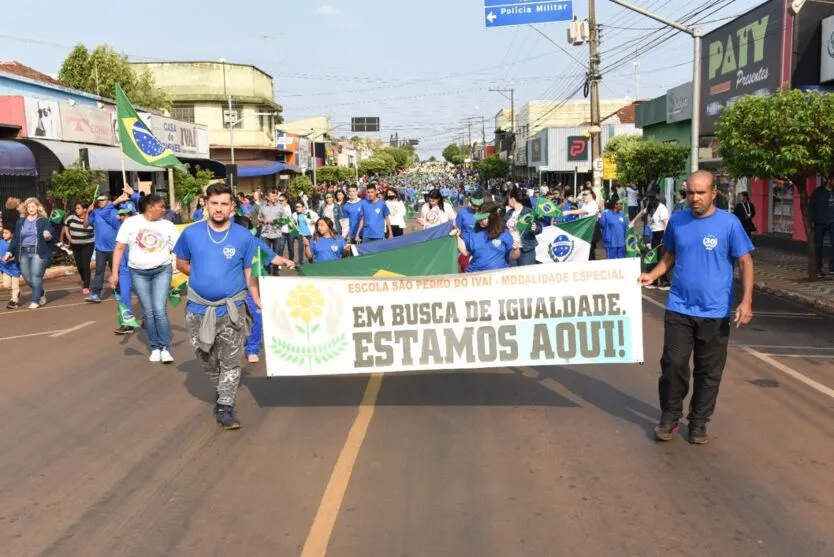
top-left (418, 188), bottom-right (456, 230)
top-left (386, 190), bottom-right (407, 237)
top-left (644, 194), bottom-right (670, 288)
top-left (110, 194), bottom-right (181, 363)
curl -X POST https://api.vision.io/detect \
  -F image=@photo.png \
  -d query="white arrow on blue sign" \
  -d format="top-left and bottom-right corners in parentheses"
top-left (484, 0), bottom-right (573, 28)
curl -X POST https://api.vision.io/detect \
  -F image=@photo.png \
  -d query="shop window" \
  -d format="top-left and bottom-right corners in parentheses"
top-left (772, 181), bottom-right (794, 235)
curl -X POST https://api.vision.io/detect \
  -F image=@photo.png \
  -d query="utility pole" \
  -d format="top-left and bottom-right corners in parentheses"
top-left (588, 0), bottom-right (603, 197)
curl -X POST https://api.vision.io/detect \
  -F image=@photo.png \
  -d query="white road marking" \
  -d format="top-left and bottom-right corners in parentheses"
top-left (732, 344), bottom-right (834, 351)
top-left (0, 299), bottom-right (112, 316)
top-left (0, 321), bottom-right (96, 341)
top-left (50, 321), bottom-right (95, 337)
top-left (742, 346), bottom-right (834, 400)
top-left (642, 294), bottom-right (665, 310)
top-left (757, 354), bottom-right (834, 360)
top-left (755, 311), bottom-right (818, 317)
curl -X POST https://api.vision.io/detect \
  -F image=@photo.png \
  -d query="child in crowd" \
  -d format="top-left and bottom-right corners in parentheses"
top-left (0, 226), bottom-right (21, 309)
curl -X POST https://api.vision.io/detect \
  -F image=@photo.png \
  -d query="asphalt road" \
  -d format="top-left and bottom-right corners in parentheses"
top-left (1, 276), bottom-right (833, 557)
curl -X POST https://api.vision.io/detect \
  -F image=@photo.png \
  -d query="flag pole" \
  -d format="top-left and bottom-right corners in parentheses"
top-left (120, 149), bottom-right (128, 191)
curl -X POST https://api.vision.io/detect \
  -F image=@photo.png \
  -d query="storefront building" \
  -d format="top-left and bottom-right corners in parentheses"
top-left (527, 123), bottom-right (641, 189)
top-left (698, 0), bottom-right (834, 242)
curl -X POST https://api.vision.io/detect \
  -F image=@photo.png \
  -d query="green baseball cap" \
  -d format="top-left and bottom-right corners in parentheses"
top-left (117, 207), bottom-right (133, 215)
top-left (470, 191), bottom-right (485, 206)
top-left (97, 194), bottom-right (110, 201)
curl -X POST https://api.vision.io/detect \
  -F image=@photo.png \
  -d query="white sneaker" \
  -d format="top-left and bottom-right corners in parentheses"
top-left (160, 349), bottom-right (174, 364)
top-left (27, 302), bottom-right (39, 309)
top-left (149, 349), bottom-right (161, 363)
top-left (39, 294), bottom-right (47, 306)
top-left (247, 354), bottom-right (260, 363)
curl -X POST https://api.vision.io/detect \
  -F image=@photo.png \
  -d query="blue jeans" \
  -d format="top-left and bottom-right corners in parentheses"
top-left (245, 293), bottom-right (262, 356)
top-left (18, 246), bottom-right (48, 303)
top-left (813, 222), bottom-right (834, 272)
top-left (130, 265), bottom-right (173, 350)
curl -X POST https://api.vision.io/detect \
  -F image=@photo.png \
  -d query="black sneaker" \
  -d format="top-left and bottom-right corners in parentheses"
top-left (6, 300), bottom-right (18, 310)
top-left (215, 404), bottom-right (241, 430)
top-left (114, 325), bottom-right (135, 335)
top-left (687, 423), bottom-right (709, 445)
top-left (654, 419), bottom-right (680, 442)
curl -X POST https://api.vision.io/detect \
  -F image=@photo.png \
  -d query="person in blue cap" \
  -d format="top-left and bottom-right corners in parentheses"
top-left (114, 203), bottom-right (140, 335)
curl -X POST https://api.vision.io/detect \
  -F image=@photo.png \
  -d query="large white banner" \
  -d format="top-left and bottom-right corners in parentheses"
top-left (260, 259), bottom-right (644, 377)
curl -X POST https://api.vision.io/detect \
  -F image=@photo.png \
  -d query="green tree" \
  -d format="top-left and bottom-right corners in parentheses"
top-left (376, 147), bottom-right (412, 170)
top-left (429, 155), bottom-right (437, 163)
top-left (49, 163), bottom-right (105, 207)
top-left (716, 89), bottom-right (834, 280)
top-left (475, 155), bottom-right (510, 181)
top-left (315, 166), bottom-right (341, 183)
top-left (173, 166), bottom-right (214, 217)
top-left (359, 157), bottom-right (390, 177)
top-left (59, 44), bottom-right (170, 111)
top-left (289, 175), bottom-right (314, 200)
top-left (442, 144), bottom-right (464, 165)
top-left (606, 138), bottom-right (688, 190)
top-left (373, 152), bottom-right (398, 174)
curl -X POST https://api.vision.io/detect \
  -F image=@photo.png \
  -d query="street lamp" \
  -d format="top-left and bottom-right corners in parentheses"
top-left (607, 0), bottom-right (702, 174)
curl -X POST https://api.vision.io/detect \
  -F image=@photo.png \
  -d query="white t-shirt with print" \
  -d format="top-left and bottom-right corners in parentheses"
top-left (115, 215), bottom-right (180, 270)
top-left (420, 203), bottom-right (456, 229)
top-left (648, 203), bottom-right (670, 232)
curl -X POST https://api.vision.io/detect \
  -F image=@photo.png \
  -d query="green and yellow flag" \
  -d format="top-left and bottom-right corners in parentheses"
top-left (625, 227), bottom-right (641, 258)
top-left (534, 199), bottom-right (563, 220)
top-left (115, 84), bottom-right (183, 169)
top-left (117, 300), bottom-right (141, 328)
top-left (251, 246), bottom-right (272, 278)
top-left (48, 208), bottom-right (65, 225)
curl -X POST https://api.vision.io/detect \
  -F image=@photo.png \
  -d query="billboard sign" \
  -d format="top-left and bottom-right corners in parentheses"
top-left (700, 0), bottom-right (786, 135)
top-left (60, 104), bottom-right (115, 145)
top-left (150, 116), bottom-right (209, 158)
top-left (23, 98), bottom-right (61, 140)
top-left (666, 82), bottom-right (693, 124)
top-left (351, 117), bottom-right (380, 132)
top-left (566, 135), bottom-right (589, 161)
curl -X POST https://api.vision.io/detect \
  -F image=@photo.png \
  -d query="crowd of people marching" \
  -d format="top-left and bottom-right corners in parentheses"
top-left (0, 169), bottom-right (764, 434)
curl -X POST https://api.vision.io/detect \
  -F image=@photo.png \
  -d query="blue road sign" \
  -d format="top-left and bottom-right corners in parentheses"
top-left (484, 1), bottom-right (573, 28)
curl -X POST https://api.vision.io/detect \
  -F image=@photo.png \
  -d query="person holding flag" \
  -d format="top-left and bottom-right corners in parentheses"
top-left (85, 193), bottom-right (121, 303)
top-left (505, 188), bottom-right (541, 266)
top-left (110, 194), bottom-right (180, 361)
top-left (598, 199), bottom-right (629, 260)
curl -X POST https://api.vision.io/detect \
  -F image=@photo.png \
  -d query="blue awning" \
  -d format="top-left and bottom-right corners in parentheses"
top-left (237, 160), bottom-right (287, 177)
top-left (0, 140), bottom-right (36, 177)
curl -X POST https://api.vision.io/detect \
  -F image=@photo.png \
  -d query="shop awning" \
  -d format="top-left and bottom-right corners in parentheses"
top-left (0, 140), bottom-right (37, 176)
top-left (20, 139), bottom-right (164, 173)
top-left (237, 160), bottom-right (287, 177)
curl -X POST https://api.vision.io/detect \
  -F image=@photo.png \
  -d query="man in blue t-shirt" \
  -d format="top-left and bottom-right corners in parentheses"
top-left (85, 193), bottom-right (122, 302)
top-left (355, 183), bottom-right (392, 242)
top-left (174, 182), bottom-right (259, 431)
top-left (599, 199), bottom-right (628, 259)
top-left (640, 170), bottom-right (754, 445)
top-left (342, 184), bottom-right (364, 243)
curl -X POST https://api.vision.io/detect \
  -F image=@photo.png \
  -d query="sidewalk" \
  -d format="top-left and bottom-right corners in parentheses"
top-left (740, 246), bottom-right (834, 314)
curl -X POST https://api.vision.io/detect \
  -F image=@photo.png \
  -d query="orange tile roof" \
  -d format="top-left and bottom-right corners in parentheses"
top-left (0, 61), bottom-right (65, 87)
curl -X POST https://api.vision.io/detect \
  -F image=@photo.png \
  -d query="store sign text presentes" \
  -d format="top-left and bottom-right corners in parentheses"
top-left (708, 15), bottom-right (769, 91)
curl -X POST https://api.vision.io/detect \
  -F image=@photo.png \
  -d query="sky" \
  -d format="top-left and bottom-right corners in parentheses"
top-left (0, 0), bottom-right (766, 159)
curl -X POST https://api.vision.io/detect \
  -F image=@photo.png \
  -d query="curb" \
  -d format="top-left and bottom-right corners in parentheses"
top-left (755, 280), bottom-right (834, 315)
top-left (45, 265), bottom-right (78, 281)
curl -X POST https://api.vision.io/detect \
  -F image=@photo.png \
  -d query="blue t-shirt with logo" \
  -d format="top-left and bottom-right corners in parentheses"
top-left (464, 229), bottom-right (514, 272)
top-left (456, 208), bottom-right (477, 234)
top-left (599, 210), bottom-right (628, 248)
top-left (173, 221), bottom-right (257, 317)
top-left (310, 236), bottom-right (345, 263)
top-left (360, 199), bottom-right (390, 239)
top-left (342, 200), bottom-right (363, 238)
top-left (663, 209), bottom-right (754, 319)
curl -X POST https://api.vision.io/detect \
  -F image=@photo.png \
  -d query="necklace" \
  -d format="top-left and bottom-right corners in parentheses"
top-left (206, 221), bottom-right (231, 244)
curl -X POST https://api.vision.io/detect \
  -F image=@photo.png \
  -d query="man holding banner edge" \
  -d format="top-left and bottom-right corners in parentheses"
top-left (639, 170), bottom-right (754, 446)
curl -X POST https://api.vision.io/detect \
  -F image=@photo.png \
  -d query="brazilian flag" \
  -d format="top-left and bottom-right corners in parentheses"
top-left (251, 246), bottom-right (272, 278)
top-left (515, 213), bottom-right (536, 233)
top-left (48, 208), bottom-right (65, 225)
top-left (643, 244), bottom-right (661, 265)
top-left (625, 227), bottom-right (641, 258)
top-left (534, 199), bottom-right (563, 220)
top-left (117, 301), bottom-right (141, 328)
top-left (115, 84), bottom-right (184, 169)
